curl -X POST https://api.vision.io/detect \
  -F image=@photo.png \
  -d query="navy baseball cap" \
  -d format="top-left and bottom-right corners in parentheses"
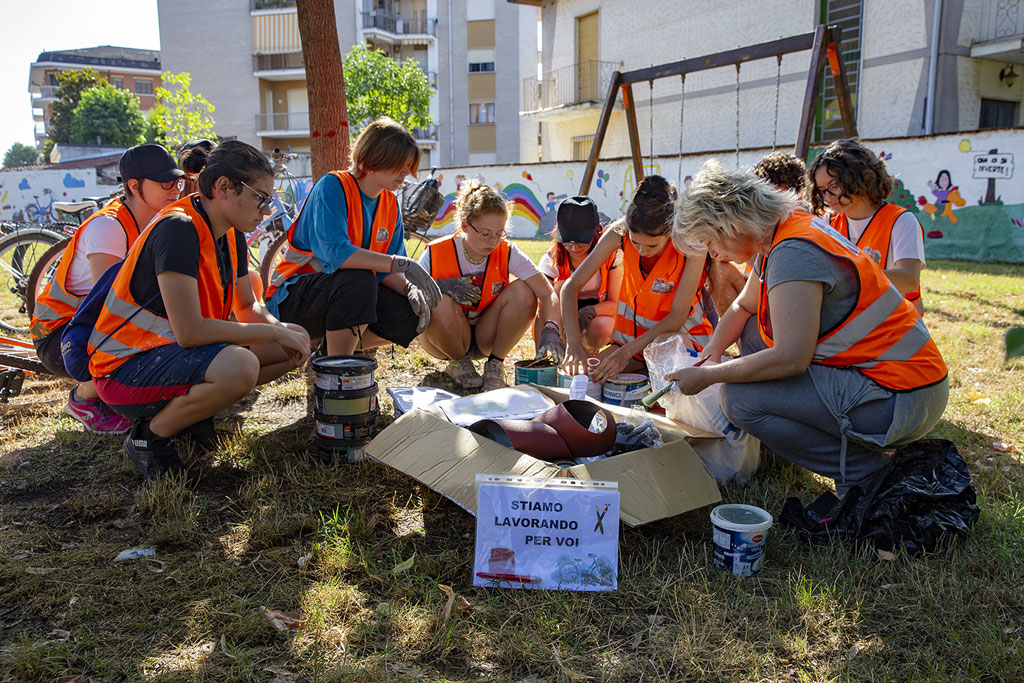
top-left (118, 144), bottom-right (184, 183)
top-left (556, 196), bottom-right (600, 243)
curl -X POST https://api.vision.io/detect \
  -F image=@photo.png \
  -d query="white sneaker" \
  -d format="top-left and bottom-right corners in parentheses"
top-left (446, 355), bottom-right (482, 389)
top-left (482, 358), bottom-right (507, 391)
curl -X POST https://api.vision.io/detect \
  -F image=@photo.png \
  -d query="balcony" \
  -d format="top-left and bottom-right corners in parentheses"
top-left (360, 11), bottom-right (437, 44)
top-left (251, 0), bottom-right (295, 9)
top-left (411, 125), bottom-right (438, 147)
top-left (255, 111), bottom-right (309, 138)
top-left (34, 121), bottom-right (48, 141)
top-left (253, 51), bottom-right (305, 79)
top-left (522, 60), bottom-right (619, 119)
top-left (971, 1), bottom-right (1024, 62)
top-left (32, 85), bottom-right (59, 101)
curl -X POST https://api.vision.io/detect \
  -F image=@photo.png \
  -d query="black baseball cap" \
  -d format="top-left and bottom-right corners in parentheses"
top-left (118, 144), bottom-right (184, 183)
top-left (556, 196), bottom-right (600, 243)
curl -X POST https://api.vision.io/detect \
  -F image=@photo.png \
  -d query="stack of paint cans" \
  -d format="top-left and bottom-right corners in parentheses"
top-left (312, 355), bottom-right (379, 463)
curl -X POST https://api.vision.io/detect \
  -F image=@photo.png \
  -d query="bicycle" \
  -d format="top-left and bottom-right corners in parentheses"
top-left (24, 189), bottom-right (56, 223)
top-left (0, 224), bottom-right (68, 334)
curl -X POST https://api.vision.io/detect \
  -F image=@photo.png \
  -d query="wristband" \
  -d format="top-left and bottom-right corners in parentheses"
top-left (390, 254), bottom-right (396, 272)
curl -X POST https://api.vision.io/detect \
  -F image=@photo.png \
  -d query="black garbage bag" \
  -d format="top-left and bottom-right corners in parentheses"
top-left (780, 439), bottom-right (980, 554)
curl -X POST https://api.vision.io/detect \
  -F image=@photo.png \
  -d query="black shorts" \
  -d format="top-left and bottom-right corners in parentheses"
top-left (275, 269), bottom-right (419, 347)
top-left (32, 324), bottom-right (71, 378)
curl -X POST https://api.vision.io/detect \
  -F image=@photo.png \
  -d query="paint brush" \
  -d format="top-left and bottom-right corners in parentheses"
top-left (640, 355), bottom-right (710, 408)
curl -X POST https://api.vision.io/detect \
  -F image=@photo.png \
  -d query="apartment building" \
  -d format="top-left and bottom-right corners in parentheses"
top-left (27, 46), bottom-right (163, 147)
top-left (513, 0), bottom-right (1024, 162)
top-left (157, 0), bottom-right (539, 167)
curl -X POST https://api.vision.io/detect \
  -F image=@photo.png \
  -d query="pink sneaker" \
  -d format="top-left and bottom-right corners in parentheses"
top-left (64, 389), bottom-right (131, 435)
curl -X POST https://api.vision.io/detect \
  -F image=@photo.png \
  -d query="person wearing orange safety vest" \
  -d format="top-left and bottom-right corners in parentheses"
top-left (264, 117), bottom-right (441, 357)
top-left (808, 139), bottom-right (927, 315)
top-left (89, 141), bottom-right (310, 481)
top-left (30, 144), bottom-right (183, 435)
top-left (418, 180), bottom-right (561, 391)
top-left (563, 176), bottom-right (712, 384)
top-left (535, 196), bottom-right (622, 355)
top-left (669, 160), bottom-right (948, 493)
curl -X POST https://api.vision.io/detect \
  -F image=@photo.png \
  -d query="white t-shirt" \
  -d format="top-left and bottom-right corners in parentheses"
top-left (537, 250), bottom-right (620, 301)
top-left (419, 236), bottom-right (540, 282)
top-left (845, 211), bottom-right (925, 268)
top-left (65, 214), bottom-right (131, 295)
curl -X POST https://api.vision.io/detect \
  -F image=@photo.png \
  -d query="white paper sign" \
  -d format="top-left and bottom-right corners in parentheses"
top-left (473, 475), bottom-right (620, 591)
top-left (972, 153), bottom-right (1014, 179)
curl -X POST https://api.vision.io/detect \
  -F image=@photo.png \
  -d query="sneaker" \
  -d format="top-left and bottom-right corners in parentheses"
top-left (482, 358), bottom-right (507, 391)
top-left (124, 420), bottom-right (198, 483)
top-left (176, 417), bottom-right (220, 456)
top-left (64, 388), bottom-right (131, 435)
top-left (446, 355), bottom-right (483, 389)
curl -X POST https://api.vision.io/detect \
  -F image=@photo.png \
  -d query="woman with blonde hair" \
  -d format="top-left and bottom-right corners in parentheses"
top-left (667, 159), bottom-right (948, 492)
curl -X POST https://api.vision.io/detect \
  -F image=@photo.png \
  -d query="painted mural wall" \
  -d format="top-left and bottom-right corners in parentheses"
top-left (420, 129), bottom-right (1024, 263)
top-left (0, 168), bottom-right (107, 223)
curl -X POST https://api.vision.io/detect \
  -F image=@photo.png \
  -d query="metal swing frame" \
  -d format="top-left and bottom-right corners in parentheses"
top-left (578, 24), bottom-right (858, 195)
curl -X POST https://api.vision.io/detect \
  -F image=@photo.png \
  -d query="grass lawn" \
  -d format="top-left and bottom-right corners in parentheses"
top-left (1, 248), bottom-right (1022, 681)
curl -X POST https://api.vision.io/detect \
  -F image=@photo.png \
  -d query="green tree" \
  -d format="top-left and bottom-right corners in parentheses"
top-left (70, 82), bottom-right (145, 147)
top-left (48, 68), bottom-right (105, 144)
top-left (342, 43), bottom-right (433, 136)
top-left (3, 142), bottom-right (39, 168)
top-left (150, 71), bottom-right (217, 150)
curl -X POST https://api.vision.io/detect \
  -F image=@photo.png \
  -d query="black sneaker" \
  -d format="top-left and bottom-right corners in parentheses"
top-left (176, 417), bottom-right (220, 456)
top-left (124, 420), bottom-right (198, 483)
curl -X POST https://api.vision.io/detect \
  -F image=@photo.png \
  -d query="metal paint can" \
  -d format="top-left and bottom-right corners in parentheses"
top-left (313, 355), bottom-right (378, 391)
top-left (513, 358), bottom-right (557, 386)
top-left (602, 373), bottom-right (650, 407)
top-left (315, 409), bottom-right (379, 443)
top-left (314, 384), bottom-right (379, 417)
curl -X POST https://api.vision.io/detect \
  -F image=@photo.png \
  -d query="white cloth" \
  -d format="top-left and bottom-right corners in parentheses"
top-left (419, 236), bottom-right (541, 282)
top-left (845, 211), bottom-right (926, 268)
top-left (65, 214), bottom-right (130, 295)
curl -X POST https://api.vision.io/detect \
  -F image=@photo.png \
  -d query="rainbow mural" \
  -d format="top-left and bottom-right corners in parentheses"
top-left (429, 182), bottom-right (548, 239)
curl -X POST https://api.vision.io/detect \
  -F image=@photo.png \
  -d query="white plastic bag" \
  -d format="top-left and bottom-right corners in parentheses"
top-left (644, 335), bottom-right (760, 484)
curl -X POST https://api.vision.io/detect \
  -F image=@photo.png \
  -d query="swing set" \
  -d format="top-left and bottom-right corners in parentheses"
top-left (578, 24), bottom-right (858, 195)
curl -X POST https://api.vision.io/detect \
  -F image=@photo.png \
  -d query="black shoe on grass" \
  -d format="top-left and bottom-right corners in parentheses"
top-left (176, 417), bottom-right (220, 456)
top-left (125, 420), bottom-right (199, 483)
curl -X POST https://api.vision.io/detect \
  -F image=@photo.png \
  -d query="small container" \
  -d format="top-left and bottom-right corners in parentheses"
top-left (315, 409), bottom-right (379, 443)
top-left (559, 370), bottom-right (602, 399)
top-left (514, 358), bottom-right (558, 386)
top-left (603, 373), bottom-right (650, 407)
top-left (314, 384), bottom-right (378, 417)
top-left (710, 504), bottom-right (773, 577)
top-left (315, 436), bottom-right (368, 464)
top-left (313, 355), bottom-right (378, 391)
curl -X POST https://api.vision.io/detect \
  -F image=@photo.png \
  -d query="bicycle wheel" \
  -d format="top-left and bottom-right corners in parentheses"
top-left (26, 236), bottom-right (72, 318)
top-left (259, 232), bottom-right (290, 298)
top-left (0, 229), bottom-right (64, 335)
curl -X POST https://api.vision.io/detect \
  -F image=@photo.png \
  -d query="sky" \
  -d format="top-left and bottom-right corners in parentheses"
top-left (0, 0), bottom-right (161, 158)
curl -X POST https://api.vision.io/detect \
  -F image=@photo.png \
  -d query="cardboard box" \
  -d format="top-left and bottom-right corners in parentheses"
top-left (365, 385), bottom-right (721, 527)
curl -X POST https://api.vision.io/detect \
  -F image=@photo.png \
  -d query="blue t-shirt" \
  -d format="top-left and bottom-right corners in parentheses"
top-left (266, 173), bottom-right (406, 314)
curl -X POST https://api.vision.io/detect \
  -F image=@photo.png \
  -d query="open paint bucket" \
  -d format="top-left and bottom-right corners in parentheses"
top-left (315, 384), bottom-right (378, 416)
top-left (514, 358), bottom-right (557, 386)
top-left (603, 373), bottom-right (649, 407)
top-left (315, 409), bottom-right (379, 443)
top-left (313, 355), bottom-right (378, 391)
top-left (710, 504), bottom-right (773, 577)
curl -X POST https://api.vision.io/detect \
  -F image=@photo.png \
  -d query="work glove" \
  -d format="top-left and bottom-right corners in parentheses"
top-left (536, 324), bottom-right (566, 364)
top-left (406, 284), bottom-right (432, 334)
top-left (577, 305), bottom-right (597, 332)
top-left (390, 256), bottom-right (441, 308)
top-left (437, 276), bottom-right (482, 306)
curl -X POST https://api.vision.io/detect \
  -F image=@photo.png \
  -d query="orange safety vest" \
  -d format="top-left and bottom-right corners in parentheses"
top-left (87, 196), bottom-right (239, 378)
top-left (264, 170), bottom-right (399, 300)
top-left (831, 203), bottom-right (924, 309)
top-left (427, 234), bottom-right (510, 323)
top-left (612, 235), bottom-right (712, 357)
top-left (29, 198), bottom-right (140, 340)
top-left (759, 211), bottom-right (946, 392)
top-left (552, 248), bottom-right (617, 303)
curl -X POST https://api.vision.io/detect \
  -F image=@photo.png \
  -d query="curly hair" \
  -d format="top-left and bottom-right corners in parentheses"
top-left (626, 175), bottom-right (677, 236)
top-left (806, 139), bottom-right (892, 215)
top-left (753, 151), bottom-right (806, 194)
top-left (454, 179), bottom-right (512, 228)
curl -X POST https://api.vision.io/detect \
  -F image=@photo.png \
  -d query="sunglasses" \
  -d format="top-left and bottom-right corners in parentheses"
top-left (240, 181), bottom-right (274, 211)
top-left (156, 178), bottom-right (185, 191)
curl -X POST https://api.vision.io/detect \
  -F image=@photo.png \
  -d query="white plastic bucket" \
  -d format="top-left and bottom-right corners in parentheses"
top-left (710, 504), bottom-right (773, 576)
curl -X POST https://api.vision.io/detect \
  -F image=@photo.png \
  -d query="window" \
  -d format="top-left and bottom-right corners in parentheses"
top-left (48, 73), bottom-right (58, 86)
top-left (135, 79), bottom-right (153, 95)
top-left (979, 99), bottom-right (1018, 129)
top-left (112, 76), bottom-right (123, 89)
top-left (572, 135), bottom-right (594, 162)
top-left (469, 102), bottom-right (495, 124)
top-left (469, 62), bottom-right (495, 72)
top-left (813, 0), bottom-right (862, 142)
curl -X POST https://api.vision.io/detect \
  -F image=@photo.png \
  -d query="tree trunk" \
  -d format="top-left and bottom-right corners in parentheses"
top-left (296, 0), bottom-right (349, 181)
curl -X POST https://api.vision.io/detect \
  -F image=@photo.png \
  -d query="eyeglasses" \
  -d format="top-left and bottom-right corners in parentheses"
top-left (561, 241), bottom-right (590, 249)
top-left (815, 182), bottom-right (843, 200)
top-left (466, 219), bottom-right (506, 242)
top-left (157, 178), bottom-right (185, 191)
top-left (240, 181), bottom-right (274, 211)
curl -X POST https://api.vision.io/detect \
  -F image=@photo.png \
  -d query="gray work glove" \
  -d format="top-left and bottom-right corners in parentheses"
top-left (406, 284), bottom-right (431, 333)
top-left (536, 324), bottom-right (566, 364)
top-left (577, 305), bottom-right (598, 332)
top-left (437, 276), bottom-right (482, 306)
top-left (390, 256), bottom-right (441, 308)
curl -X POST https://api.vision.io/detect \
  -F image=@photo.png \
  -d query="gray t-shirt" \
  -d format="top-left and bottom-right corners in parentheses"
top-left (763, 238), bottom-right (859, 337)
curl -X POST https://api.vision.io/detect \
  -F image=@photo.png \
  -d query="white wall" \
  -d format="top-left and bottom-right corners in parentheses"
top-left (0, 168), bottom-right (106, 222)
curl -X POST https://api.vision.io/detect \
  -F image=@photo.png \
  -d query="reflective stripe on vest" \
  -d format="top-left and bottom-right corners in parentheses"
top-left (265, 170), bottom-right (399, 299)
top-left (831, 203), bottom-right (924, 306)
top-left (758, 211), bottom-right (946, 391)
top-left (88, 195), bottom-right (238, 378)
top-left (29, 198), bottom-right (140, 340)
top-left (611, 235), bottom-right (712, 355)
top-left (427, 234), bottom-right (510, 321)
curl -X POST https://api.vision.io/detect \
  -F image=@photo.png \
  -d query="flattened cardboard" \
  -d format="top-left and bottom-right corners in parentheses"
top-left (365, 385), bottom-right (721, 526)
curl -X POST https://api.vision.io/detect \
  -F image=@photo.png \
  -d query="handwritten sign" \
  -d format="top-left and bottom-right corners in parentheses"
top-left (473, 475), bottom-right (620, 591)
top-left (973, 153), bottom-right (1014, 179)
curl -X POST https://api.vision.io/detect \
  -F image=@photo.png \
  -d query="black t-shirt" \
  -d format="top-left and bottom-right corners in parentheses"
top-left (128, 195), bottom-right (248, 318)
